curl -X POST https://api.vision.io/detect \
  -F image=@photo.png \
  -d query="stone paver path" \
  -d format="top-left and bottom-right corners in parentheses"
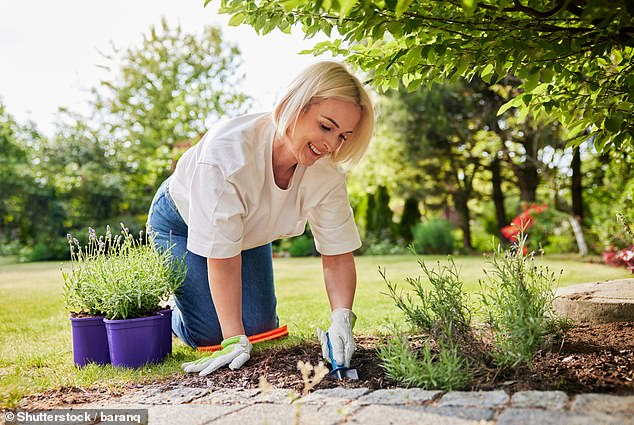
top-left (75, 385), bottom-right (634, 425)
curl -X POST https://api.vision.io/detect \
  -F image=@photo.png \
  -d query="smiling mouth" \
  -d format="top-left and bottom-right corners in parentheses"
top-left (308, 142), bottom-right (322, 156)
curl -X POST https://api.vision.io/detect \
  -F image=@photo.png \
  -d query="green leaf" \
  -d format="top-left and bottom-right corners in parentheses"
top-left (280, 0), bottom-right (302, 11)
top-left (604, 116), bottom-right (623, 133)
top-left (524, 72), bottom-right (540, 93)
top-left (462, 0), bottom-right (477, 15)
top-left (339, 0), bottom-right (357, 16)
top-left (228, 13), bottom-right (246, 27)
top-left (497, 96), bottom-right (523, 115)
top-left (404, 46), bottom-right (422, 70)
top-left (481, 63), bottom-right (494, 83)
top-left (540, 68), bottom-right (555, 83)
top-left (395, 0), bottom-right (413, 16)
top-left (454, 56), bottom-right (471, 78)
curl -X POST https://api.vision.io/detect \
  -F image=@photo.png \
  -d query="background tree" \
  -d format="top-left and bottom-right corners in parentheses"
top-left (367, 186), bottom-right (394, 242)
top-left (215, 0), bottom-right (633, 151)
top-left (89, 19), bottom-right (250, 215)
top-left (0, 22), bottom-right (249, 260)
top-left (398, 197), bottom-right (421, 244)
top-left (0, 103), bottom-right (34, 246)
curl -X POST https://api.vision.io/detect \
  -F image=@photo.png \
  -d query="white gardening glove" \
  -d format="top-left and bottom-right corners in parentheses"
top-left (317, 308), bottom-right (356, 368)
top-left (182, 335), bottom-right (252, 376)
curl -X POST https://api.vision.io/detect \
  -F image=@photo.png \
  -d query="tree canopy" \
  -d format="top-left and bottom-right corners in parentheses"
top-left (0, 21), bottom-right (250, 260)
top-left (212, 0), bottom-right (634, 151)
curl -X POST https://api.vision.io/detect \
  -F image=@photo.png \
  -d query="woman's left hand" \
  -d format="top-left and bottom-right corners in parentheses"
top-left (182, 335), bottom-right (252, 376)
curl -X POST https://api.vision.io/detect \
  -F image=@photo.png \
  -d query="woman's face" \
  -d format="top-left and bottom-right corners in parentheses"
top-left (287, 97), bottom-right (361, 167)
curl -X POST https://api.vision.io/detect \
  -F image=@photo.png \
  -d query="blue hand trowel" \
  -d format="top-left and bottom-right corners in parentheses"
top-left (326, 332), bottom-right (359, 380)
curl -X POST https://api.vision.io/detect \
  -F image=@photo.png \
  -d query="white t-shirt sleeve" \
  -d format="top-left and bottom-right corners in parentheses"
top-left (186, 163), bottom-right (245, 259)
top-left (308, 181), bottom-right (361, 256)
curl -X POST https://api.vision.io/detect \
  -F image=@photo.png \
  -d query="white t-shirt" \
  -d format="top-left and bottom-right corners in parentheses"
top-left (169, 112), bottom-right (361, 259)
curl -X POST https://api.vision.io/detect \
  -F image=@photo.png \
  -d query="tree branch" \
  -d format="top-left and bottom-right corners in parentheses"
top-left (508, 0), bottom-right (566, 18)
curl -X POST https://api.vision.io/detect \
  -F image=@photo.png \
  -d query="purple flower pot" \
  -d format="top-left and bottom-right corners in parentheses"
top-left (104, 315), bottom-right (163, 368)
top-left (70, 316), bottom-right (110, 367)
top-left (158, 308), bottom-right (173, 358)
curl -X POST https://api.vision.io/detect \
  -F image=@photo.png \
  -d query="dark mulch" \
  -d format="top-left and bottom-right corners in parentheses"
top-left (20, 322), bottom-right (634, 409)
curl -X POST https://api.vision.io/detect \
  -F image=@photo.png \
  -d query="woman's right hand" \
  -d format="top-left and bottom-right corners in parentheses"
top-left (182, 335), bottom-right (252, 376)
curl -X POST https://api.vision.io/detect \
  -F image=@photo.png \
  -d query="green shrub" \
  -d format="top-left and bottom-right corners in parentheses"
top-left (398, 197), bottom-right (421, 244)
top-left (379, 256), bottom-right (475, 390)
top-left (288, 235), bottom-right (315, 257)
top-left (366, 186), bottom-right (395, 242)
top-left (524, 208), bottom-right (576, 253)
top-left (382, 257), bottom-right (472, 346)
top-left (412, 218), bottom-right (454, 255)
top-left (479, 234), bottom-right (562, 368)
top-left (377, 332), bottom-right (471, 390)
top-left (378, 235), bottom-right (569, 389)
top-left (546, 233), bottom-right (577, 254)
top-left (363, 239), bottom-right (408, 256)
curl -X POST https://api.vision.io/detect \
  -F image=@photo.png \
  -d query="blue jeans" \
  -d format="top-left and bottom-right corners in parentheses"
top-left (147, 178), bottom-right (278, 348)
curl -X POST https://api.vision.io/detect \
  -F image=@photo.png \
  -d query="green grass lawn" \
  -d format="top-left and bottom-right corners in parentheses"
top-left (1, 254), bottom-right (631, 407)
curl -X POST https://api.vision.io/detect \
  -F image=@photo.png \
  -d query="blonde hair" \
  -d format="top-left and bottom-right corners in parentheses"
top-left (273, 61), bottom-right (375, 168)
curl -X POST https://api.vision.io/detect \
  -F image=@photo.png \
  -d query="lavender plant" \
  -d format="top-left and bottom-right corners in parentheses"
top-left (62, 224), bottom-right (186, 320)
top-left (479, 234), bottom-right (563, 368)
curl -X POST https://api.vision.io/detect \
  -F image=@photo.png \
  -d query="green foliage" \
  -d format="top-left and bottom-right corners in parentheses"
top-left (0, 104), bottom-right (28, 236)
top-left (524, 208), bottom-right (577, 254)
top-left (479, 235), bottom-right (562, 368)
top-left (0, 103), bottom-right (67, 254)
top-left (215, 0), bottom-right (634, 151)
top-left (85, 19), bottom-right (249, 219)
top-left (616, 212), bottom-right (634, 245)
top-left (362, 239), bottom-right (408, 256)
top-left (0, 22), bottom-right (250, 258)
top-left (379, 257), bottom-right (473, 389)
top-left (288, 234), bottom-right (315, 257)
top-left (363, 192), bottom-right (375, 239)
top-left (19, 236), bottom-right (69, 263)
top-left (355, 80), bottom-right (504, 250)
top-left (398, 197), bottom-right (421, 244)
top-left (378, 235), bottom-right (569, 388)
top-left (412, 219), bottom-right (454, 255)
top-left (377, 333), bottom-right (471, 390)
top-left (366, 186), bottom-right (394, 242)
top-left (62, 224), bottom-right (186, 319)
top-left (586, 152), bottom-right (634, 251)
top-left (382, 257), bottom-right (471, 346)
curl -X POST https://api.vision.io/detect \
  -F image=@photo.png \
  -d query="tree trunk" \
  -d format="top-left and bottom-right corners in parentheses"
top-left (571, 146), bottom-right (583, 220)
top-left (491, 156), bottom-right (507, 241)
top-left (517, 164), bottom-right (539, 204)
top-left (453, 191), bottom-right (473, 250)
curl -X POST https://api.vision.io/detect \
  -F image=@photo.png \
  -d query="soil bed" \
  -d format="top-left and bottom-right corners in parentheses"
top-left (20, 321), bottom-right (634, 409)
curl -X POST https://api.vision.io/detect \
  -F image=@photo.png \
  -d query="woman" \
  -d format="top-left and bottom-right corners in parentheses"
top-left (147, 61), bottom-right (375, 376)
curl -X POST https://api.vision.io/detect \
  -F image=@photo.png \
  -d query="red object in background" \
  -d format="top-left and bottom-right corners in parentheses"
top-left (501, 204), bottom-right (549, 242)
top-left (602, 246), bottom-right (634, 273)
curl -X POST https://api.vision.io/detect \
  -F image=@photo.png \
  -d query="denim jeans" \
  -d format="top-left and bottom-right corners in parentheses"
top-left (147, 178), bottom-right (278, 348)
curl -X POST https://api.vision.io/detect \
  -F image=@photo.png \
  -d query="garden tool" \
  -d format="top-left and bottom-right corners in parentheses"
top-left (326, 332), bottom-right (359, 380)
top-left (197, 324), bottom-right (289, 352)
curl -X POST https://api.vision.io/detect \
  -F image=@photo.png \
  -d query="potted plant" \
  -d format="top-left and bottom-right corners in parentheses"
top-left (62, 229), bottom-right (111, 367)
top-left (64, 224), bottom-right (185, 368)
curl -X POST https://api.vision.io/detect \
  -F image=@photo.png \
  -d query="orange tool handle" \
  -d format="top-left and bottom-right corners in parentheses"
top-left (197, 325), bottom-right (288, 352)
